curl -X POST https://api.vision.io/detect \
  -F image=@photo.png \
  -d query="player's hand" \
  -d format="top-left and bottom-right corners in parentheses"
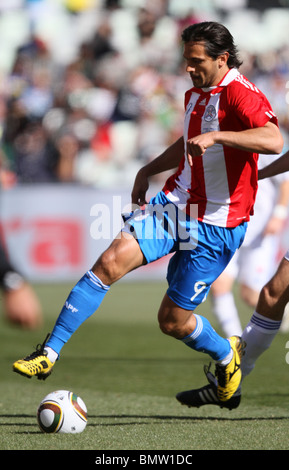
top-left (131, 168), bottom-right (149, 206)
top-left (186, 132), bottom-right (217, 166)
top-left (263, 216), bottom-right (286, 236)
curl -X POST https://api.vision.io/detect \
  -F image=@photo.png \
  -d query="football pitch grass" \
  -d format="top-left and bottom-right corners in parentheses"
top-left (0, 280), bottom-right (289, 452)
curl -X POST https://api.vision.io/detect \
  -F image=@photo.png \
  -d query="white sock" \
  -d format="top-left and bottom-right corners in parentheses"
top-left (44, 346), bottom-right (58, 363)
top-left (212, 292), bottom-right (243, 337)
top-left (241, 311), bottom-right (281, 378)
top-left (217, 348), bottom-right (233, 366)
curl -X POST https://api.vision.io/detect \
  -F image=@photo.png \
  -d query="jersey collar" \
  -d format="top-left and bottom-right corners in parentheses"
top-left (200, 68), bottom-right (240, 93)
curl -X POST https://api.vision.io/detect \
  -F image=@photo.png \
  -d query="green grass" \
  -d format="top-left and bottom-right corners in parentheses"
top-left (0, 281), bottom-right (289, 451)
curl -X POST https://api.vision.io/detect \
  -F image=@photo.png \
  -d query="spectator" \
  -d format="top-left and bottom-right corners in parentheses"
top-left (0, 2), bottom-right (287, 188)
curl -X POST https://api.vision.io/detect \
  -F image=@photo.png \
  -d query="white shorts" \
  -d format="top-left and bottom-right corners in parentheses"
top-left (223, 234), bottom-right (278, 291)
top-left (285, 250), bottom-right (289, 262)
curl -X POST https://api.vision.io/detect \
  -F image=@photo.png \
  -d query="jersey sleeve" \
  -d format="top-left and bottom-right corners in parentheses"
top-left (228, 79), bottom-right (279, 129)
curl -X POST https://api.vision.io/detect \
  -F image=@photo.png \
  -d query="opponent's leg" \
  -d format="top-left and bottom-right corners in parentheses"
top-left (241, 255), bottom-right (289, 377)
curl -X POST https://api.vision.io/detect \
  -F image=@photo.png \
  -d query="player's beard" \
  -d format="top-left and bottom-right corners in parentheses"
top-left (190, 70), bottom-right (219, 88)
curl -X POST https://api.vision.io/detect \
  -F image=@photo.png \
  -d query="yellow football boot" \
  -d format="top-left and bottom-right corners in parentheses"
top-left (13, 334), bottom-right (54, 380)
top-left (216, 336), bottom-right (246, 402)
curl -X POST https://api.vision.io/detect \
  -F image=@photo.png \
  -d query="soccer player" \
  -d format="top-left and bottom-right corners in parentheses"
top-left (176, 151), bottom-right (289, 410)
top-left (13, 22), bottom-right (283, 404)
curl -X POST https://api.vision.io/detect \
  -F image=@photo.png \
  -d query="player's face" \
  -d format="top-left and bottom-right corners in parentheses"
top-left (183, 41), bottom-right (228, 88)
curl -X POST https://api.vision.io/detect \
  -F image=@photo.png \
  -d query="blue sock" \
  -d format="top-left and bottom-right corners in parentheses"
top-left (181, 314), bottom-right (231, 361)
top-left (46, 271), bottom-right (110, 356)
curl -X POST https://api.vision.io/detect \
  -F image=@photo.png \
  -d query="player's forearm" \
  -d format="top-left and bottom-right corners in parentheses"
top-left (214, 122), bottom-right (283, 155)
top-left (258, 151), bottom-right (289, 180)
top-left (140, 137), bottom-right (184, 178)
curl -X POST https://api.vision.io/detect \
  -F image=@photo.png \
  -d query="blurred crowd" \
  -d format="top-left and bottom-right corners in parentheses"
top-left (0, 0), bottom-right (289, 189)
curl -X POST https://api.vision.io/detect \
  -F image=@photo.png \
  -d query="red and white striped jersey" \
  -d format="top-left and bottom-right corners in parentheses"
top-left (163, 68), bottom-right (278, 227)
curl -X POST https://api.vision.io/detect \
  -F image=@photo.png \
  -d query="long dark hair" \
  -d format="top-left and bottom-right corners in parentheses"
top-left (181, 22), bottom-right (243, 69)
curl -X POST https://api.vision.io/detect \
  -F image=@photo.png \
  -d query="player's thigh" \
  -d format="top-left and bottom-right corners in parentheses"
top-left (92, 232), bottom-right (145, 284)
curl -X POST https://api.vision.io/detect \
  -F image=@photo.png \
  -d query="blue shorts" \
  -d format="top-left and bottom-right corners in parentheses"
top-left (122, 191), bottom-right (247, 310)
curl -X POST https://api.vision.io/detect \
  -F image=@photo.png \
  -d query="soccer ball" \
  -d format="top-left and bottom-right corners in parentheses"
top-left (37, 390), bottom-right (87, 434)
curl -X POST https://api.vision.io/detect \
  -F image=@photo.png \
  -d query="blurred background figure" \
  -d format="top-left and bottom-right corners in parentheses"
top-left (0, 239), bottom-right (42, 329)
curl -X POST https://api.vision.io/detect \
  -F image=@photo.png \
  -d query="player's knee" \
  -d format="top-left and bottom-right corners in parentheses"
top-left (158, 317), bottom-right (183, 338)
top-left (94, 250), bottom-right (120, 284)
top-left (159, 319), bottom-right (175, 336)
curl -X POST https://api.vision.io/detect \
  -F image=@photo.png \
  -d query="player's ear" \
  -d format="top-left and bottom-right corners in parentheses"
top-left (218, 51), bottom-right (229, 68)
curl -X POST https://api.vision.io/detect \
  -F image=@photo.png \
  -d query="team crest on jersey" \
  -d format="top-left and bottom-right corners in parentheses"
top-left (204, 105), bottom-right (216, 122)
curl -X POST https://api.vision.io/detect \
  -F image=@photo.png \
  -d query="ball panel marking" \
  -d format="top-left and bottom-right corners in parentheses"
top-left (71, 392), bottom-right (87, 422)
top-left (37, 390), bottom-right (87, 434)
top-left (37, 402), bottom-right (63, 433)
